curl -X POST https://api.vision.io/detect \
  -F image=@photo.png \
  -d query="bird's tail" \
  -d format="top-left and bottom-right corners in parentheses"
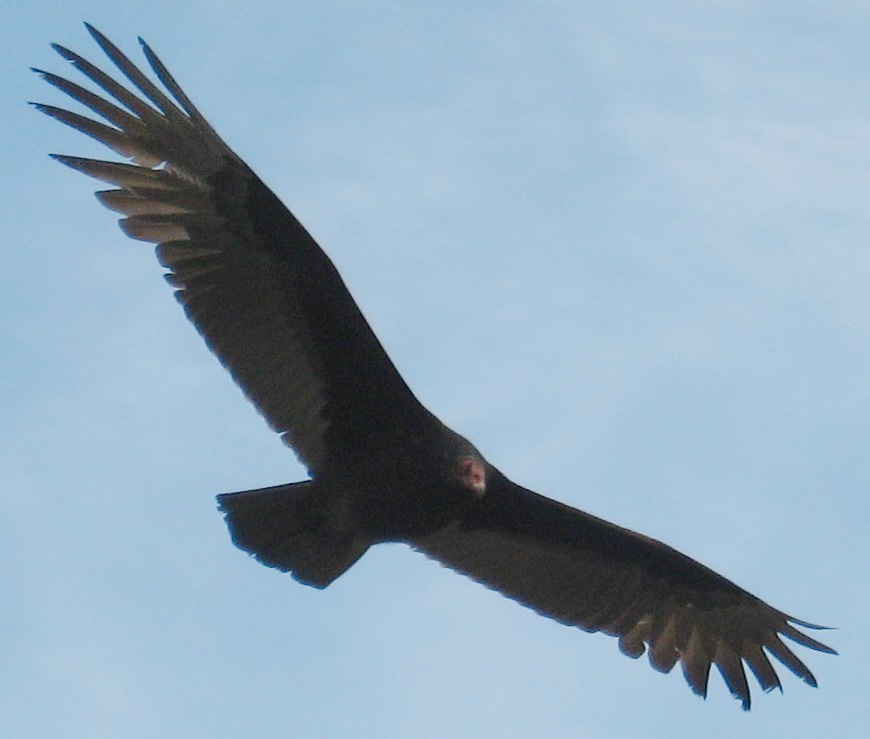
top-left (217, 481), bottom-right (369, 589)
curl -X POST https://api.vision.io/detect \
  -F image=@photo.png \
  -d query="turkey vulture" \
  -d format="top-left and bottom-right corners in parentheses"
top-left (34, 25), bottom-right (834, 710)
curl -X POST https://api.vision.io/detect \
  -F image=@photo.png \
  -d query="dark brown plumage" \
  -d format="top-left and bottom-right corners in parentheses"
top-left (35, 24), bottom-right (835, 710)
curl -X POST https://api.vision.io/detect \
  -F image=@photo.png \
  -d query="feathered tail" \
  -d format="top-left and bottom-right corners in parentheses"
top-left (218, 481), bottom-right (369, 588)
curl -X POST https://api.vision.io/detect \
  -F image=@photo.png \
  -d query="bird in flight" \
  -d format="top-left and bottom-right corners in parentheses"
top-left (34, 24), bottom-right (835, 710)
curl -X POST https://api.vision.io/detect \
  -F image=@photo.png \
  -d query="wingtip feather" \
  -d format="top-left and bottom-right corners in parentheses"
top-left (83, 22), bottom-right (105, 46)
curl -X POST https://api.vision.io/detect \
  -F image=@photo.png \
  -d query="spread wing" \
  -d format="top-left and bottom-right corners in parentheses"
top-left (414, 477), bottom-right (835, 710)
top-left (34, 25), bottom-right (429, 474)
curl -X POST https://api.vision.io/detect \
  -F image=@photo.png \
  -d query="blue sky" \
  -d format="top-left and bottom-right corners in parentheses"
top-left (2, 3), bottom-right (867, 737)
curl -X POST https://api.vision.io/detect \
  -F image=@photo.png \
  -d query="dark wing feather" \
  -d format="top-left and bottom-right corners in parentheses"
top-left (35, 25), bottom-right (430, 474)
top-left (413, 477), bottom-right (835, 710)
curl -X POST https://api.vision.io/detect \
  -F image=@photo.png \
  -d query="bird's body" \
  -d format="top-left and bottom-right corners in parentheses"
top-left (36, 25), bottom-right (834, 710)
